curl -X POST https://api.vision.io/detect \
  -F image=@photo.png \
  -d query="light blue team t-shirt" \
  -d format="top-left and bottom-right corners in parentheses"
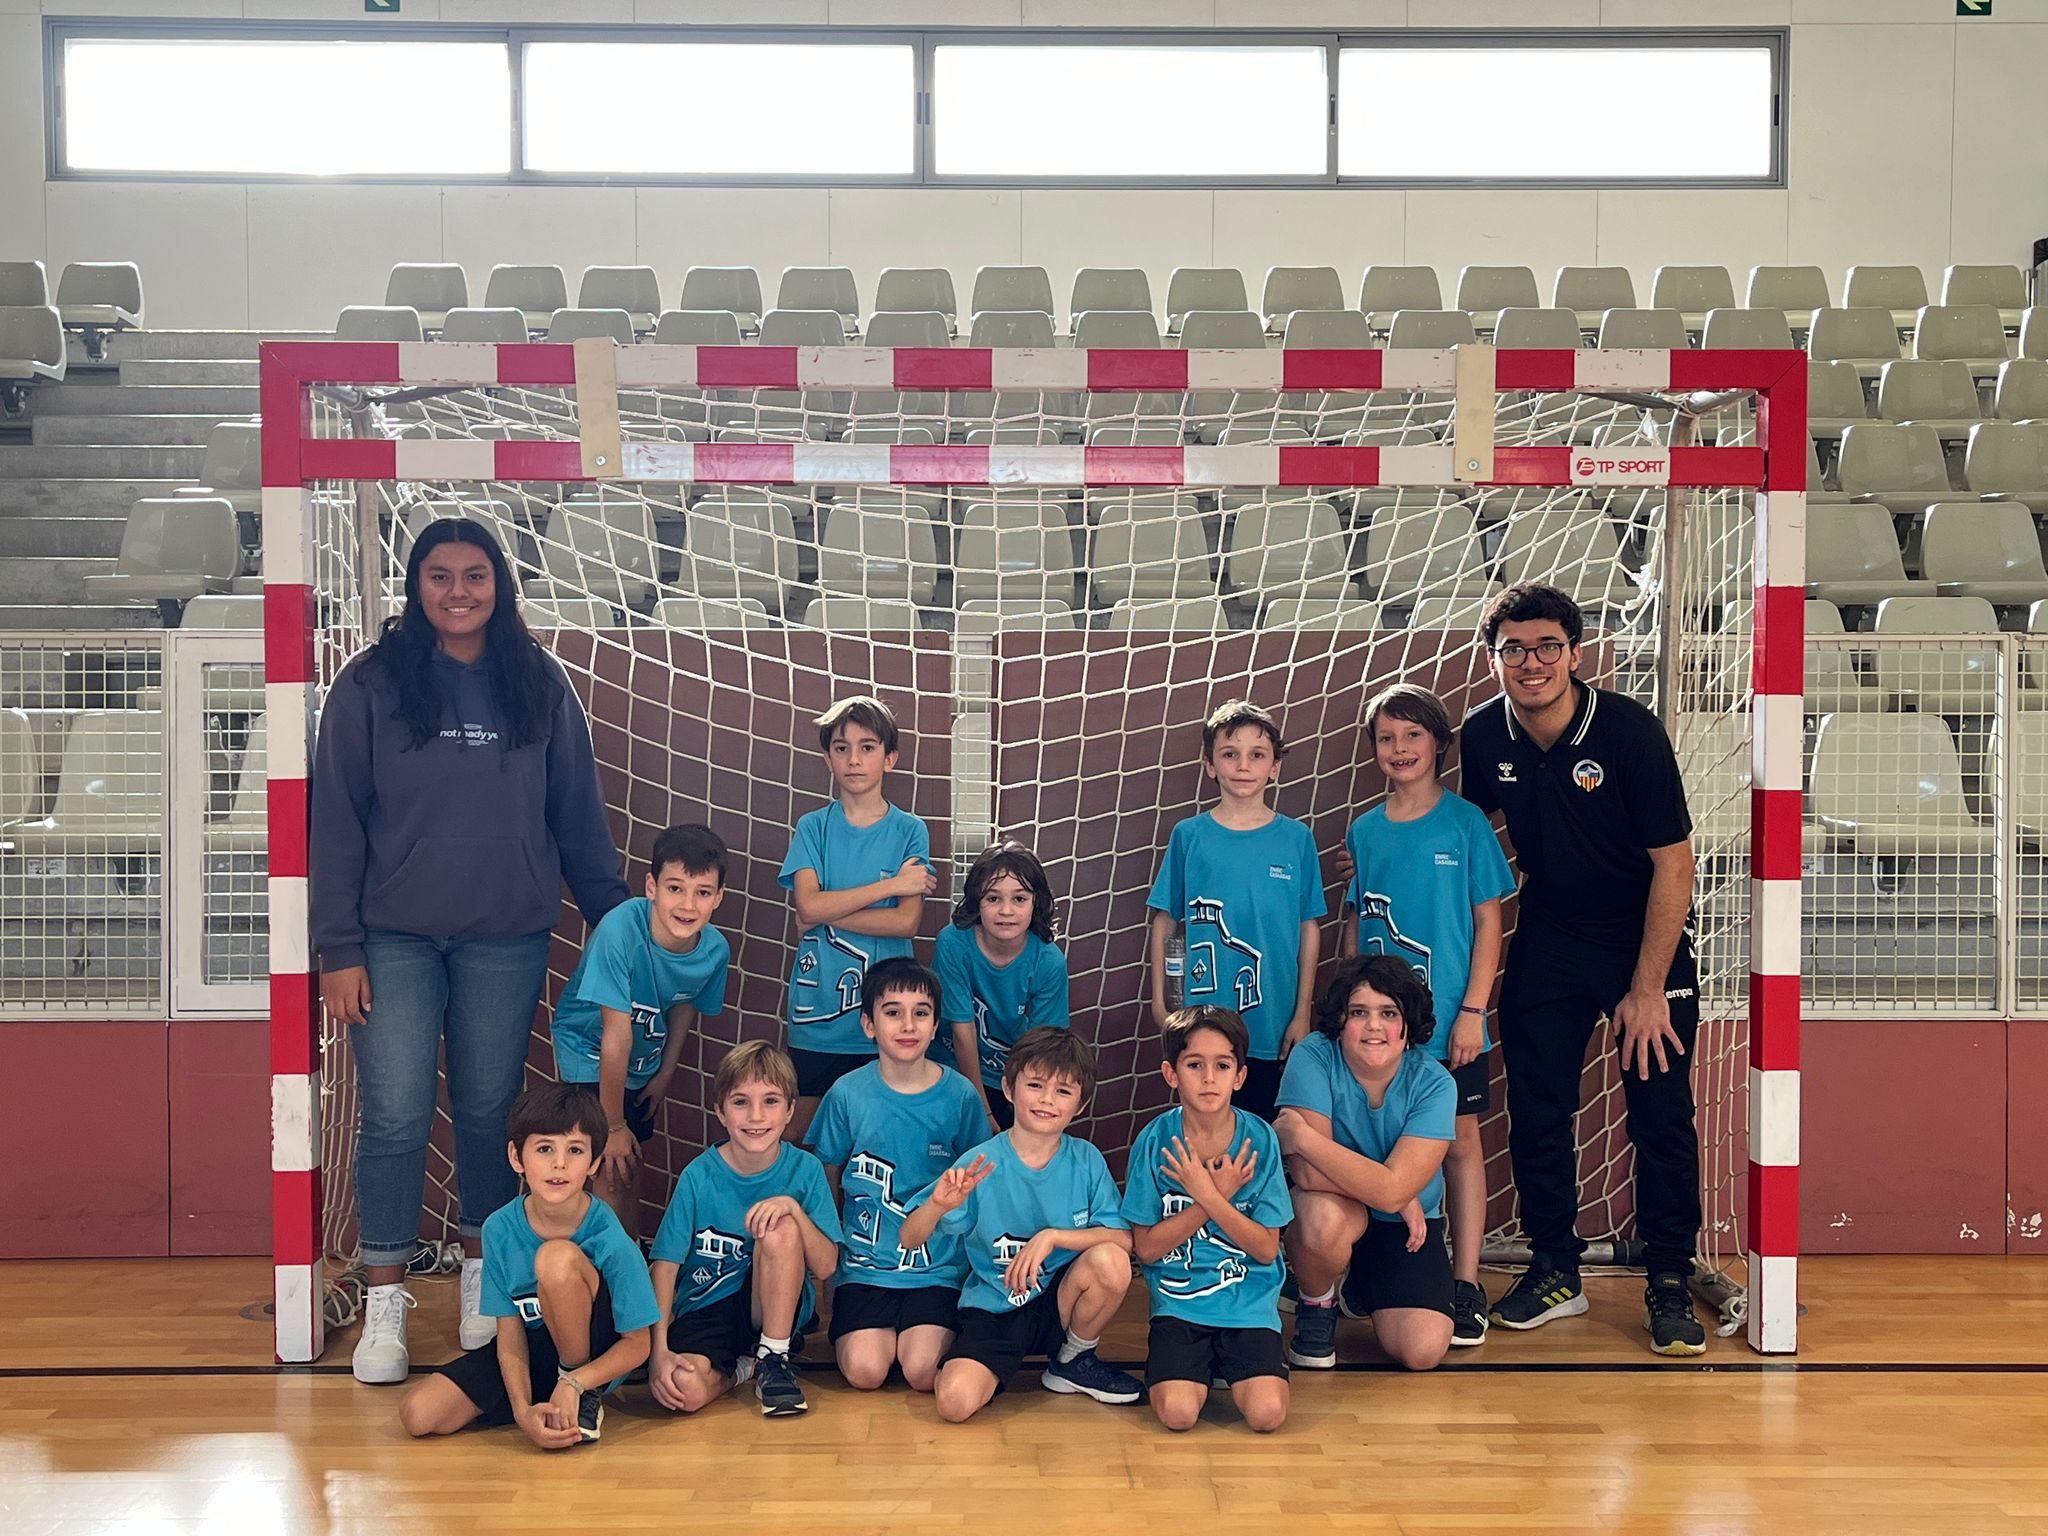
top-left (912, 1132), bottom-right (1129, 1315)
top-left (1120, 1107), bottom-right (1293, 1332)
top-left (778, 802), bottom-right (932, 1056)
top-left (649, 1142), bottom-right (843, 1319)
top-left (810, 1061), bottom-right (990, 1290)
top-left (1344, 791), bottom-right (1516, 1059)
top-left (479, 1194), bottom-right (662, 1374)
top-left (1275, 1034), bottom-right (1456, 1222)
top-left (932, 924), bottom-right (1071, 1088)
top-left (1147, 812), bottom-right (1329, 1061)
top-left (551, 899), bottom-right (730, 1089)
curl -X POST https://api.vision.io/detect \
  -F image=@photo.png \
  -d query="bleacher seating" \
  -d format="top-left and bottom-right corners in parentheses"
top-left (1804, 599), bottom-right (1880, 715)
top-left (0, 304), bottom-right (66, 409)
top-left (1810, 360), bottom-right (1873, 442)
top-left (1963, 420), bottom-right (2048, 512)
top-left (1456, 266), bottom-right (1540, 332)
top-left (482, 265), bottom-right (569, 333)
top-left (1914, 304), bottom-right (2011, 376)
top-left (681, 491), bottom-right (797, 612)
top-left (1596, 308), bottom-right (1690, 350)
top-left (1165, 268), bottom-right (1248, 336)
top-left (1070, 268), bottom-right (1152, 325)
top-left (179, 421), bottom-right (262, 516)
top-left (7, 708), bottom-right (164, 855)
top-left (1091, 493), bottom-right (1210, 604)
top-left (1994, 359), bottom-right (2048, 422)
top-left (1261, 594), bottom-right (1382, 630)
top-left (545, 308), bottom-right (634, 344)
top-left (874, 268), bottom-right (957, 330)
top-left (1262, 266), bottom-right (1344, 332)
top-left (334, 305), bottom-right (424, 342)
top-left (1810, 710), bottom-right (1990, 857)
top-left (1491, 308), bottom-right (1582, 349)
top-left (1652, 265), bottom-right (1736, 334)
top-left (801, 596), bottom-right (919, 631)
top-left (1701, 307), bottom-right (1795, 351)
top-left (1360, 266), bottom-right (1442, 332)
top-left (954, 498), bottom-right (1080, 607)
top-left (1919, 502), bottom-right (2048, 605)
top-left (1871, 594), bottom-right (2000, 713)
top-left (1224, 496), bottom-right (1351, 606)
top-left (81, 498), bottom-right (243, 606)
top-left (384, 264), bottom-right (467, 332)
top-left (816, 498), bottom-right (938, 603)
top-left (1386, 309), bottom-right (1478, 349)
top-left (0, 261), bottom-right (48, 307)
top-left (1553, 266), bottom-right (1635, 333)
top-left (652, 596), bottom-right (770, 629)
top-left (1835, 421), bottom-right (1950, 514)
top-left (54, 262), bottom-right (143, 356)
top-left (1941, 263), bottom-right (2026, 331)
top-left (540, 497), bottom-right (658, 611)
top-left (971, 266), bottom-right (1055, 318)
top-left (1808, 307), bottom-right (1903, 377)
top-left (777, 268), bottom-right (861, 337)
top-left (678, 267), bottom-right (764, 334)
top-left (1843, 264), bottom-right (1929, 330)
top-left (1804, 502), bottom-right (1932, 607)
top-left (578, 266), bottom-right (663, 334)
top-left (1877, 359), bottom-right (1983, 441)
top-left (1106, 596), bottom-right (1229, 631)
top-left (1747, 265), bottom-right (1831, 330)
top-left (522, 596), bottom-right (622, 629)
top-left (438, 308), bottom-right (529, 344)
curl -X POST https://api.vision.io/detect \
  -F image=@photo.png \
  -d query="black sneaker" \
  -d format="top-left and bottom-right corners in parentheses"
top-left (753, 1351), bottom-right (807, 1416)
top-left (1451, 1280), bottom-right (1490, 1347)
top-left (1644, 1274), bottom-right (1707, 1357)
top-left (1040, 1348), bottom-right (1142, 1405)
top-left (575, 1388), bottom-right (604, 1442)
top-left (1489, 1266), bottom-right (1587, 1331)
top-left (1286, 1301), bottom-right (1338, 1368)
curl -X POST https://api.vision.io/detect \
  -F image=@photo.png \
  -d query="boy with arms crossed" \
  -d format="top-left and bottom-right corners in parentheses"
top-left (811, 957), bottom-right (989, 1392)
top-left (1148, 700), bottom-right (1326, 1121)
top-left (1123, 1006), bottom-right (1292, 1433)
top-left (647, 1042), bottom-right (842, 1417)
top-left (552, 824), bottom-right (731, 1241)
top-left (399, 1084), bottom-right (658, 1448)
top-left (901, 1029), bottom-right (1142, 1422)
top-left (780, 695), bottom-right (936, 1135)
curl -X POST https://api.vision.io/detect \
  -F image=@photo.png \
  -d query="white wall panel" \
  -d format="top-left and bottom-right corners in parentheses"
top-left (0, 16), bottom-right (45, 259)
top-left (830, 0), bottom-right (1019, 20)
top-left (1786, 24), bottom-right (1954, 282)
top-left (1021, 191), bottom-right (1213, 326)
top-left (441, 187), bottom-right (638, 316)
top-left (248, 186), bottom-right (443, 333)
top-left (1021, 0), bottom-right (1216, 22)
top-left (1214, 191), bottom-right (1405, 308)
top-left (1948, 24), bottom-right (2048, 265)
top-left (46, 181), bottom-right (248, 329)
top-left (1407, 189), bottom-right (1598, 303)
top-left (1597, 189), bottom-right (1791, 309)
top-left (635, 0), bottom-right (827, 18)
top-left (1214, 0), bottom-right (1402, 21)
top-left (1423, 0), bottom-right (1601, 23)
top-left (826, 188), bottom-right (1019, 322)
top-left (1602, 0), bottom-right (1788, 19)
top-left (638, 188), bottom-right (831, 311)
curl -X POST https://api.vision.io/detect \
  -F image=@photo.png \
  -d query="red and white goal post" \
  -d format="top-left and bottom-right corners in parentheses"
top-left (260, 336), bottom-right (1806, 1363)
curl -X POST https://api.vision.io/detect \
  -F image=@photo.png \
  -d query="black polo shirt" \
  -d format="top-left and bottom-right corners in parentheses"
top-left (1460, 683), bottom-right (1693, 952)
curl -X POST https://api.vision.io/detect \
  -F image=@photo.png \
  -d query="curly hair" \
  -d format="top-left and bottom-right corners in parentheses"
top-left (950, 841), bottom-right (1059, 942)
top-left (1313, 954), bottom-right (1437, 1052)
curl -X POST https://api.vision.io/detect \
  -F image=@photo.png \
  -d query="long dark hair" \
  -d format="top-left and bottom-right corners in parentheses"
top-left (1314, 954), bottom-right (1437, 1052)
top-left (358, 517), bottom-right (560, 750)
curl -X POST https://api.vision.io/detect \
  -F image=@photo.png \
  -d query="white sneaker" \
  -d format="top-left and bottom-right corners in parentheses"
top-left (352, 1284), bottom-right (415, 1385)
top-left (458, 1259), bottom-right (494, 1350)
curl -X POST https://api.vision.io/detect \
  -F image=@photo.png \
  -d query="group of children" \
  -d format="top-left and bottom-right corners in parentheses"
top-left (400, 681), bottom-right (1520, 1446)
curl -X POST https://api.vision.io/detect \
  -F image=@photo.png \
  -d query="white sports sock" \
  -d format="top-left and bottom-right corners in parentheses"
top-left (757, 1333), bottom-right (792, 1359)
top-left (1301, 1284), bottom-right (1337, 1307)
top-left (1056, 1329), bottom-right (1098, 1364)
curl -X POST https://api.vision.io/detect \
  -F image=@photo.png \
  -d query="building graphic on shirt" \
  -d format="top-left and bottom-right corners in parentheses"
top-left (991, 1232), bottom-right (1037, 1306)
top-left (792, 926), bottom-right (872, 1021)
top-left (1353, 888), bottom-right (1433, 989)
top-left (686, 1226), bottom-right (748, 1300)
top-left (1187, 896), bottom-right (1263, 1012)
top-left (972, 996), bottom-right (1017, 1080)
top-left (841, 1151), bottom-right (935, 1272)
top-left (1155, 1190), bottom-right (1251, 1300)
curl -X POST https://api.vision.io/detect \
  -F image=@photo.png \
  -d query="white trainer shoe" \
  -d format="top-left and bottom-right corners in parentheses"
top-left (458, 1258), bottom-right (494, 1350)
top-left (352, 1284), bottom-right (416, 1385)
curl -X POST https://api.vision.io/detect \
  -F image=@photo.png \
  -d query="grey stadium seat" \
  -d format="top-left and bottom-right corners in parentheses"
top-left (1360, 266), bottom-right (1443, 331)
top-left (1651, 265), bottom-right (1737, 334)
top-left (55, 262), bottom-right (143, 356)
top-left (0, 305), bottom-right (66, 408)
top-left (1596, 308), bottom-right (1691, 351)
top-left (1387, 310), bottom-right (1479, 349)
top-left (1553, 266), bottom-right (1636, 333)
top-left (678, 267), bottom-right (765, 334)
top-left (1913, 305), bottom-right (2012, 377)
top-left (1942, 264), bottom-right (2027, 332)
top-left (82, 497), bottom-right (242, 605)
top-left (1803, 502), bottom-right (1932, 606)
top-left (1806, 307), bottom-right (1903, 378)
top-left (1919, 501), bottom-right (2048, 606)
top-left (1834, 422), bottom-right (1951, 516)
top-left (777, 268), bottom-right (861, 336)
top-left (1995, 359), bottom-right (2048, 422)
top-left (181, 420), bottom-right (262, 514)
top-left (1165, 268), bottom-right (1248, 335)
top-left (384, 263), bottom-right (468, 332)
top-left (1746, 265), bottom-right (1832, 327)
top-left (1810, 360), bottom-right (1873, 443)
top-left (577, 267), bottom-right (663, 334)
top-left (483, 264), bottom-right (569, 332)
top-left (1262, 266), bottom-right (1345, 332)
top-left (334, 305), bottom-right (423, 343)
top-left (1962, 420), bottom-right (2048, 514)
top-left (1070, 268), bottom-right (1153, 328)
top-left (874, 268), bottom-right (958, 330)
top-left (545, 308), bottom-right (635, 345)
top-left (1871, 594), bottom-right (2000, 715)
top-left (1876, 359), bottom-right (1982, 441)
top-left (971, 266), bottom-right (1055, 318)
top-left (1700, 308), bottom-right (1795, 352)
top-left (1844, 264), bottom-right (1930, 330)
top-left (1456, 265), bottom-right (1541, 332)
top-left (438, 308), bottom-right (530, 344)
top-left (0, 261), bottom-right (49, 308)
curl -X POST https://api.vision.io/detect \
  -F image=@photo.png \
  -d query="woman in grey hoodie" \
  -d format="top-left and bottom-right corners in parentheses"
top-left (311, 518), bottom-right (629, 1385)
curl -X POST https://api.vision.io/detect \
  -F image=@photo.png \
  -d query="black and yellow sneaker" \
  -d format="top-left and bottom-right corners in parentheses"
top-left (1644, 1274), bottom-right (1707, 1357)
top-left (1489, 1266), bottom-right (1588, 1330)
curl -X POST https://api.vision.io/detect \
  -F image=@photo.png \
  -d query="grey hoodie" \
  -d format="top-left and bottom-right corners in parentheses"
top-left (310, 646), bottom-right (629, 971)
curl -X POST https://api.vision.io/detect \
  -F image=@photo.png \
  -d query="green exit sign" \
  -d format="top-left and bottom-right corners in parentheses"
top-left (366, 0), bottom-right (400, 11)
top-left (1957, 0), bottom-right (1991, 13)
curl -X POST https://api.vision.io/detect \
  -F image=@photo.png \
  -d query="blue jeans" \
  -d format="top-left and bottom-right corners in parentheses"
top-left (352, 929), bottom-right (553, 1267)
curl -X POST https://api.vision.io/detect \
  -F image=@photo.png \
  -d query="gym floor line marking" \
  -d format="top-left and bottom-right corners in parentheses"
top-left (6, 1361), bottom-right (2048, 1380)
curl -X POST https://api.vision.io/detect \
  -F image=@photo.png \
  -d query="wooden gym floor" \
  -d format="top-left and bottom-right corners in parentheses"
top-left (2, 1256), bottom-right (2046, 1534)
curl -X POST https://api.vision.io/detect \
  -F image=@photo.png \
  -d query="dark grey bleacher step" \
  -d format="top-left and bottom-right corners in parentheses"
top-left (25, 383), bottom-right (260, 418)
top-left (0, 516), bottom-right (126, 559)
top-left (0, 445), bottom-right (205, 479)
top-left (118, 359), bottom-right (260, 387)
top-left (106, 329), bottom-right (324, 363)
top-left (32, 414), bottom-right (230, 447)
top-left (0, 479), bottom-right (185, 517)
top-left (0, 557), bottom-right (114, 603)
top-left (0, 603), bottom-right (159, 631)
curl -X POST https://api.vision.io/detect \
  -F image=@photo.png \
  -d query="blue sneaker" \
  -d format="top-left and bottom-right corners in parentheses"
top-left (1287, 1301), bottom-right (1338, 1369)
top-left (1041, 1348), bottom-right (1141, 1405)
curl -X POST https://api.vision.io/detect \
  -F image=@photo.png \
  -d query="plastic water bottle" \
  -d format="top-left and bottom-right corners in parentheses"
top-left (1164, 930), bottom-right (1186, 1011)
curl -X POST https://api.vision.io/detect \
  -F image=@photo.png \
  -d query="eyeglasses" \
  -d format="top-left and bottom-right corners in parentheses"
top-left (1495, 639), bottom-right (1569, 665)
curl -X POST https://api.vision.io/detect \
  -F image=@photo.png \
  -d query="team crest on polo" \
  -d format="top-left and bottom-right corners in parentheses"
top-left (1573, 759), bottom-right (1605, 791)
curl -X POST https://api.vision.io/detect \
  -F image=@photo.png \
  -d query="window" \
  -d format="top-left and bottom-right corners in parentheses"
top-left (1337, 42), bottom-right (1778, 183)
top-left (932, 43), bottom-right (1329, 179)
top-left (522, 41), bottom-right (916, 177)
top-left (59, 37), bottom-right (511, 177)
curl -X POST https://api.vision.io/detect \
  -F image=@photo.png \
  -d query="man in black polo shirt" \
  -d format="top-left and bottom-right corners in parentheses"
top-left (1460, 582), bottom-right (1707, 1357)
